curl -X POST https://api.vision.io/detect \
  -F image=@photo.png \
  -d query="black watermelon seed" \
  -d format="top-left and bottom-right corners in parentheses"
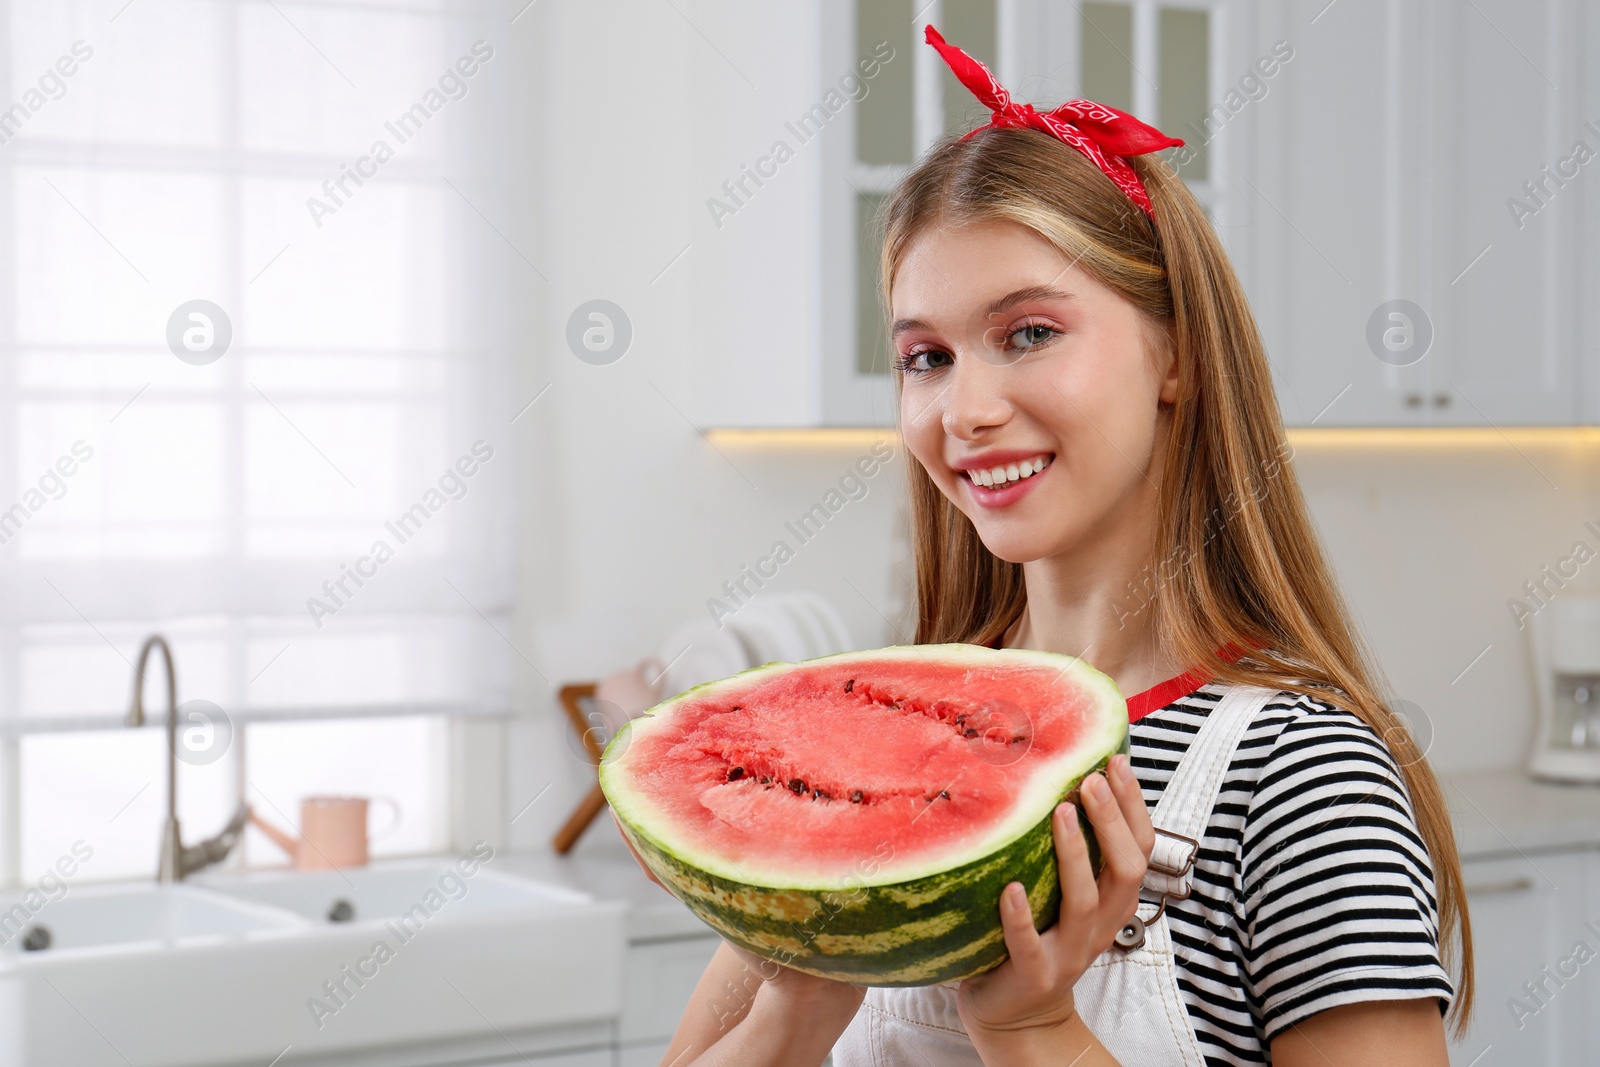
top-left (939, 790), bottom-right (951, 799)
top-left (788, 778), bottom-right (806, 794)
top-left (955, 715), bottom-right (967, 725)
top-left (727, 766), bottom-right (745, 781)
top-left (759, 775), bottom-right (772, 784)
top-left (814, 788), bottom-right (830, 800)
top-left (850, 790), bottom-right (865, 803)
top-left (1011, 736), bottom-right (1026, 744)
top-left (845, 679), bottom-right (854, 693)
top-left (963, 728), bottom-right (979, 738)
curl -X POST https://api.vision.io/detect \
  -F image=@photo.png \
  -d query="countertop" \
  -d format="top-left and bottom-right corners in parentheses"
top-left (495, 768), bottom-right (1600, 940)
top-left (493, 817), bottom-right (710, 943)
top-left (1444, 766), bottom-right (1600, 860)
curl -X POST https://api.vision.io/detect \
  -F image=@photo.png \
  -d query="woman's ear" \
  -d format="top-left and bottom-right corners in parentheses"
top-left (1152, 322), bottom-right (1181, 407)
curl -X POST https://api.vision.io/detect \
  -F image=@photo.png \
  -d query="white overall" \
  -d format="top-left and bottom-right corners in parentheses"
top-left (830, 684), bottom-right (1277, 1067)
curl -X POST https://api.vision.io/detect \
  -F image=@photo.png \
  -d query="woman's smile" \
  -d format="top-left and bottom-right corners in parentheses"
top-left (953, 450), bottom-right (1056, 508)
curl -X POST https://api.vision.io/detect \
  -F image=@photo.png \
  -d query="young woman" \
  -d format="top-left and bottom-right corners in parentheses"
top-left (636, 27), bottom-right (1471, 1067)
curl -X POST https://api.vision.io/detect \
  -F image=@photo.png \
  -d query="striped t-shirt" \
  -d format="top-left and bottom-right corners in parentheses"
top-left (1126, 678), bottom-right (1454, 1064)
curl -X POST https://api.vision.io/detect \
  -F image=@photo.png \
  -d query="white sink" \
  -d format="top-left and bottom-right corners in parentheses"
top-left (0, 882), bottom-right (296, 954)
top-left (0, 857), bottom-right (626, 1067)
top-left (204, 858), bottom-right (593, 925)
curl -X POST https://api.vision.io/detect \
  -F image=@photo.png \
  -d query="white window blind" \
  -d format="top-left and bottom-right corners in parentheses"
top-left (0, 0), bottom-right (517, 885)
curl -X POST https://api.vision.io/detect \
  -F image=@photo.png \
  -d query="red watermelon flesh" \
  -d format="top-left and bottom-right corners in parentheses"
top-left (625, 653), bottom-right (1110, 885)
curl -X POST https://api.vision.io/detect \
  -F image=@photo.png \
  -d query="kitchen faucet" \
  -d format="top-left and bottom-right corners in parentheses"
top-left (126, 634), bottom-right (250, 882)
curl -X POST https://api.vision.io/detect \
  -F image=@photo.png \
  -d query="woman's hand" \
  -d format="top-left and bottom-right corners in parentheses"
top-left (723, 940), bottom-right (868, 1028)
top-left (956, 753), bottom-right (1154, 1043)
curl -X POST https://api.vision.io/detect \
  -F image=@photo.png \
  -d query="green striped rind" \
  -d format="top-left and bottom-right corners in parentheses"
top-left (600, 643), bottom-right (1130, 986)
top-left (613, 736), bottom-right (1127, 986)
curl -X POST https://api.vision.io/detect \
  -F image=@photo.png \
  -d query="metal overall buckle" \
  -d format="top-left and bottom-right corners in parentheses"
top-left (1113, 827), bottom-right (1200, 951)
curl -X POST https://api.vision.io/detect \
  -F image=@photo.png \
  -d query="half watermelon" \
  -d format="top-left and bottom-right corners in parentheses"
top-left (598, 643), bottom-right (1129, 986)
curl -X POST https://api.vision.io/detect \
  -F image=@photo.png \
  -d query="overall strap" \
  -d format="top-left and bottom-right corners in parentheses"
top-left (1142, 684), bottom-right (1281, 900)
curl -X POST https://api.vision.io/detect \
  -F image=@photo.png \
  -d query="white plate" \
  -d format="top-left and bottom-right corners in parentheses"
top-left (731, 598), bottom-right (811, 663)
top-left (775, 594), bottom-right (829, 660)
top-left (720, 604), bottom-right (784, 666)
top-left (784, 591), bottom-right (854, 656)
top-left (655, 618), bottom-right (753, 698)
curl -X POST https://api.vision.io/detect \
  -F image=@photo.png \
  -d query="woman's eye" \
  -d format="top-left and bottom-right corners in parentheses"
top-left (896, 348), bottom-right (951, 374)
top-left (1007, 323), bottom-right (1057, 349)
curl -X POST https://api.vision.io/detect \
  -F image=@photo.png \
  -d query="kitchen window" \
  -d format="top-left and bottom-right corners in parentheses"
top-left (0, 0), bottom-right (514, 886)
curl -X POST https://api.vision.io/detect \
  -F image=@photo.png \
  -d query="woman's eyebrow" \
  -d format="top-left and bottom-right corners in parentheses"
top-left (891, 285), bottom-right (1076, 338)
top-left (982, 285), bottom-right (1076, 319)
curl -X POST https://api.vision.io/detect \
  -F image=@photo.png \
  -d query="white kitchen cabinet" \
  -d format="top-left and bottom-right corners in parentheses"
top-left (481, 1052), bottom-right (610, 1067)
top-left (1447, 848), bottom-right (1600, 1065)
top-left (621, 1041), bottom-right (836, 1067)
top-left (620, 935), bottom-right (723, 1047)
top-left (1421, 0), bottom-right (1584, 427)
top-left (1256, 0), bottom-right (1587, 427)
top-left (1250, 0), bottom-right (1429, 427)
top-left (619, 1043), bottom-right (671, 1067)
top-left (683, 1), bottom-right (1595, 429)
top-left (688, 0), bottom-right (1259, 429)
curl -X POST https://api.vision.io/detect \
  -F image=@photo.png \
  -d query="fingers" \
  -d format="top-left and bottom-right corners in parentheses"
top-left (1106, 754), bottom-right (1155, 858)
top-left (1075, 765), bottom-right (1148, 931)
top-left (994, 879), bottom-right (1049, 979)
top-left (1053, 801), bottom-right (1099, 929)
top-left (1077, 769), bottom-right (1142, 874)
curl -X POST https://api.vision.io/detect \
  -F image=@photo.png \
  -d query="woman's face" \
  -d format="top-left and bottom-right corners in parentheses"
top-left (893, 218), bottom-right (1179, 565)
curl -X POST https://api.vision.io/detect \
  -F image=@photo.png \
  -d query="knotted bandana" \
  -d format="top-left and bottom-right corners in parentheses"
top-left (925, 25), bottom-right (1184, 222)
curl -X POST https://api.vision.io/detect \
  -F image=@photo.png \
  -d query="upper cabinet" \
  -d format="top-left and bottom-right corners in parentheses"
top-left (687, 0), bottom-right (1595, 429)
top-left (1425, 0), bottom-right (1587, 428)
top-left (1257, 0), bottom-right (1587, 427)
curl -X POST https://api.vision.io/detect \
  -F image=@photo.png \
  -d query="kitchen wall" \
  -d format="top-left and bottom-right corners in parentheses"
top-left (499, 1), bottom-right (1587, 854)
top-left (1290, 432), bottom-right (1600, 774)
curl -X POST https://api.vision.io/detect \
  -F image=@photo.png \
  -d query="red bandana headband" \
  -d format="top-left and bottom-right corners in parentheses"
top-left (924, 25), bottom-right (1184, 223)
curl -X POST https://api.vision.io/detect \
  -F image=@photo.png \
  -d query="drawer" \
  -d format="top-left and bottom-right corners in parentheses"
top-left (482, 1052), bottom-right (609, 1067)
top-left (619, 1042), bottom-right (670, 1067)
top-left (621, 936), bottom-right (722, 1044)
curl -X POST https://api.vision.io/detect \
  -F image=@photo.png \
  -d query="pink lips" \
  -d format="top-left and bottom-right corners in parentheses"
top-left (961, 457), bottom-right (1052, 510)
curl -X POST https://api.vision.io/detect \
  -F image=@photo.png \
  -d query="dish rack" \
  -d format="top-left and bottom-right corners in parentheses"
top-left (553, 681), bottom-right (609, 853)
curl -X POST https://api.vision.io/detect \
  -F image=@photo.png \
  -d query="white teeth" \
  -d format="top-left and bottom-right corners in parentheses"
top-left (966, 454), bottom-right (1052, 489)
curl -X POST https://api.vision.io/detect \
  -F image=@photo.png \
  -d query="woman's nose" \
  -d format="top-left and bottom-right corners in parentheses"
top-left (939, 357), bottom-right (1014, 439)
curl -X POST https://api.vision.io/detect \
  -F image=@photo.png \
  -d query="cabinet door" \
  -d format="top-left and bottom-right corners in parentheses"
top-left (620, 1038), bottom-right (838, 1066)
top-left (621, 936), bottom-right (723, 1044)
top-left (1447, 850), bottom-right (1594, 1065)
top-left (1425, 0), bottom-right (1582, 426)
top-left (1255, 0), bottom-right (1430, 427)
top-left (1259, 0), bottom-right (1584, 427)
top-left (480, 1051), bottom-right (610, 1067)
top-left (620, 1043), bottom-right (669, 1067)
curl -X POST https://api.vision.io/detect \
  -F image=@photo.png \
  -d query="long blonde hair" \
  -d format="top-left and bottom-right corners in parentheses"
top-left (878, 128), bottom-right (1473, 1037)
